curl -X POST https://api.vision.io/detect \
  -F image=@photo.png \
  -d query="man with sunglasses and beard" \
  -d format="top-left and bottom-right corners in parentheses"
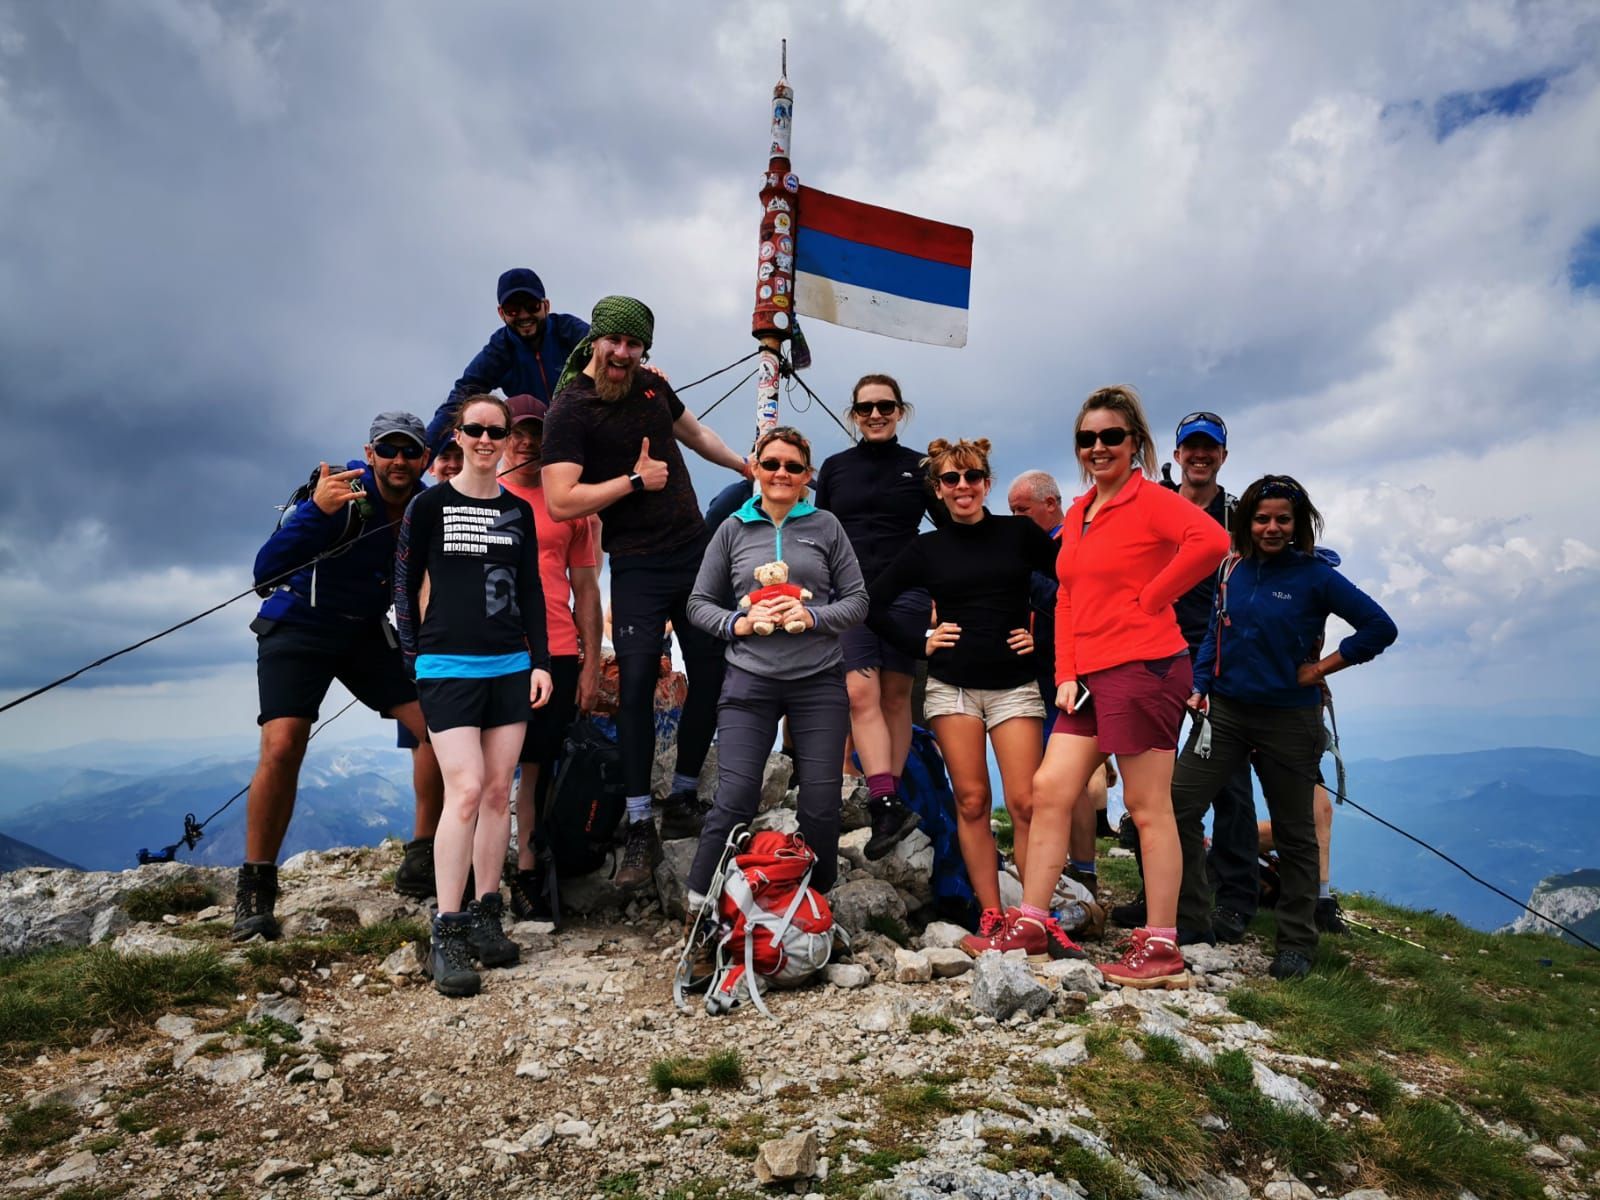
top-left (236, 412), bottom-right (442, 941)
top-left (424, 267), bottom-right (591, 455)
top-left (541, 296), bottom-right (753, 892)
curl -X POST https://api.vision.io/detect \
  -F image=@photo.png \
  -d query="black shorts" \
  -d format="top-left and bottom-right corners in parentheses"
top-left (608, 535), bottom-right (725, 663)
top-left (418, 671), bottom-right (530, 734)
top-left (254, 616), bottom-right (415, 726)
top-left (521, 656), bottom-right (580, 765)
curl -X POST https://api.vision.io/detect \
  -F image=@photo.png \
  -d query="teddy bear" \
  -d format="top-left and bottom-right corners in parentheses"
top-left (738, 561), bottom-right (813, 635)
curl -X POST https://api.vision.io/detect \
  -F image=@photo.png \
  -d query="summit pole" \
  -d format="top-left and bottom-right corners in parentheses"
top-left (750, 41), bottom-right (797, 452)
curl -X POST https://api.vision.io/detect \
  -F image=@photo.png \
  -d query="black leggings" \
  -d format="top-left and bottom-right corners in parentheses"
top-left (616, 649), bottom-right (725, 797)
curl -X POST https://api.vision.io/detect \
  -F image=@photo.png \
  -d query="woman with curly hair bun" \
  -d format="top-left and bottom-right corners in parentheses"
top-left (977, 386), bottom-right (1228, 987)
top-left (865, 437), bottom-right (1064, 955)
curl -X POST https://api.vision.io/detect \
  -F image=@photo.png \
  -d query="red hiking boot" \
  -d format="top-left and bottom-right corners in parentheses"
top-left (1098, 929), bottom-right (1193, 990)
top-left (964, 911), bottom-right (1085, 962)
top-left (959, 907), bottom-right (1009, 957)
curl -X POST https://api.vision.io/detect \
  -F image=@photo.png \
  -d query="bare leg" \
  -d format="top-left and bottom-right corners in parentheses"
top-left (1023, 733), bottom-right (1106, 911)
top-left (846, 669), bottom-right (893, 778)
top-left (395, 701), bottom-right (442, 840)
top-left (1070, 765), bottom-right (1107, 864)
top-left (471, 723), bottom-right (525, 900)
top-left (244, 718), bottom-right (311, 862)
top-left (931, 714), bottom-right (1002, 914)
top-left (880, 669), bottom-right (916, 776)
top-left (431, 726), bottom-right (487, 915)
top-left (515, 763), bottom-right (542, 872)
top-left (1314, 784), bottom-right (1333, 886)
top-left (989, 716), bottom-right (1043, 883)
top-left (1117, 750), bottom-right (1180, 928)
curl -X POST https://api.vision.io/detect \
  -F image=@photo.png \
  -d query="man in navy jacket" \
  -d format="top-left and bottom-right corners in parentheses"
top-left (425, 268), bottom-right (590, 454)
top-left (235, 412), bottom-right (441, 942)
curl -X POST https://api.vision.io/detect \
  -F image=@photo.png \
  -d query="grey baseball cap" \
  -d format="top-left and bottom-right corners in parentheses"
top-left (368, 411), bottom-right (428, 447)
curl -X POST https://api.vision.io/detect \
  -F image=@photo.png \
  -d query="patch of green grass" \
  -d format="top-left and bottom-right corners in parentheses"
top-left (1072, 1054), bottom-right (1210, 1183)
top-left (151, 1125), bottom-right (183, 1147)
top-left (231, 1014), bottom-right (302, 1068)
top-left (0, 943), bottom-right (236, 1059)
top-left (907, 1012), bottom-right (959, 1036)
top-left (121, 877), bottom-right (218, 922)
top-left (820, 1144), bottom-right (928, 1195)
top-left (1204, 1050), bottom-right (1348, 1179)
top-left (1, 1098), bottom-right (77, 1153)
top-left (348, 1140), bottom-right (392, 1158)
top-left (992, 809), bottom-right (1014, 855)
top-left (648, 1048), bottom-right (745, 1093)
top-left (194, 1129), bottom-right (221, 1143)
top-left (241, 920), bottom-right (426, 979)
top-left (865, 912), bottom-right (911, 946)
top-left (85, 1133), bottom-right (123, 1153)
top-left (55, 1186), bottom-right (130, 1200)
top-left (1370, 1097), bottom-right (1543, 1199)
top-left (115, 1105), bottom-right (159, 1134)
top-left (986, 1134), bottom-right (1143, 1200)
top-left (880, 1082), bottom-right (957, 1123)
top-left (598, 1170), bottom-right (641, 1198)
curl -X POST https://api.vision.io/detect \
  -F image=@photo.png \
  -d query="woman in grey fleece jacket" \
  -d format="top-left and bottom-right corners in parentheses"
top-left (684, 427), bottom-right (869, 901)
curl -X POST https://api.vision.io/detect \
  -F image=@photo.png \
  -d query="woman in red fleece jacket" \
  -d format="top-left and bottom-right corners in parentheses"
top-left (971, 385), bottom-right (1228, 988)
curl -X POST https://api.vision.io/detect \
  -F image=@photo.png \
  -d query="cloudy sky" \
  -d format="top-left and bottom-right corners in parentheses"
top-left (1, 1), bottom-right (1597, 757)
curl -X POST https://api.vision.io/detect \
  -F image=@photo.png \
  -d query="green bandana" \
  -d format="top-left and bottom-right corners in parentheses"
top-left (554, 294), bottom-right (656, 397)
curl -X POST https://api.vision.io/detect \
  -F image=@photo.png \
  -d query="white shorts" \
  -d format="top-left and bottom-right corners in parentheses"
top-left (924, 678), bottom-right (1045, 731)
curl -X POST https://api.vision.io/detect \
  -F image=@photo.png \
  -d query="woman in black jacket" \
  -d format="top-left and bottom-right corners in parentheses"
top-left (813, 375), bottom-right (943, 860)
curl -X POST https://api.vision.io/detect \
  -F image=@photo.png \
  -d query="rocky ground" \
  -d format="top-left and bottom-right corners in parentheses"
top-left (2, 791), bottom-right (1596, 1199)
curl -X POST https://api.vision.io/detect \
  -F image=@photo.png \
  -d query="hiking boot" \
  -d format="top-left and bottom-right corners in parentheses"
top-left (864, 796), bottom-right (921, 861)
top-left (1064, 865), bottom-right (1099, 899)
top-left (393, 837), bottom-right (436, 899)
top-left (423, 913), bottom-right (480, 997)
top-left (1110, 894), bottom-right (1146, 929)
top-left (231, 863), bottom-right (281, 942)
top-left (964, 911), bottom-right (1082, 962)
top-left (959, 907), bottom-right (1010, 957)
top-left (1178, 926), bottom-right (1216, 947)
top-left (1315, 896), bottom-right (1348, 935)
top-left (1099, 930), bottom-right (1193, 990)
top-left (659, 789), bottom-right (710, 841)
top-left (1060, 895), bottom-right (1107, 941)
top-left (1040, 914), bottom-right (1088, 961)
top-left (467, 893), bottom-right (519, 968)
top-left (1212, 907), bottom-right (1250, 944)
top-left (613, 819), bottom-right (662, 892)
top-left (1116, 813), bottom-right (1141, 852)
top-left (1268, 950), bottom-right (1313, 981)
top-left (507, 867), bottom-right (555, 924)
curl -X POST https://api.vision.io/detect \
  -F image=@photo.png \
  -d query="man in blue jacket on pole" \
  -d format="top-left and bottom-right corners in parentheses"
top-left (425, 268), bottom-right (590, 454)
top-left (234, 411), bottom-right (441, 941)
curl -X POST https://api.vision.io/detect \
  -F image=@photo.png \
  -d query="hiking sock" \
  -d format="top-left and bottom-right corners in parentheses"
top-left (626, 795), bottom-right (653, 824)
top-left (1019, 902), bottom-right (1050, 922)
top-left (1319, 882), bottom-right (1332, 899)
top-left (1146, 925), bottom-right (1178, 943)
top-left (866, 772), bottom-right (896, 799)
top-left (686, 889), bottom-right (706, 914)
top-left (1069, 859), bottom-right (1097, 877)
top-left (670, 772), bottom-right (699, 796)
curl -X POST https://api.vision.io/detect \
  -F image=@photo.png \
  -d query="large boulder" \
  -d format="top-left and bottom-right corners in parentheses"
top-left (0, 862), bottom-right (221, 957)
top-left (828, 877), bottom-right (907, 936)
top-left (653, 837), bottom-right (701, 920)
top-left (969, 953), bottom-right (1052, 1021)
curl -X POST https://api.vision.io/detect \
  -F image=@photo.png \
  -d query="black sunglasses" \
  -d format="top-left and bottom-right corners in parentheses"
top-left (372, 442), bottom-right (425, 461)
top-left (852, 400), bottom-right (900, 417)
top-left (1075, 427), bottom-right (1130, 449)
top-left (459, 423), bottom-right (509, 440)
top-left (1177, 410), bottom-right (1228, 433)
top-left (937, 468), bottom-right (988, 486)
top-left (757, 456), bottom-right (808, 474)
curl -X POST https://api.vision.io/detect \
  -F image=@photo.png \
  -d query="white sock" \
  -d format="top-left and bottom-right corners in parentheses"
top-left (670, 772), bottom-right (699, 795)
top-left (1319, 882), bottom-right (1332, 900)
top-left (626, 795), bottom-right (653, 824)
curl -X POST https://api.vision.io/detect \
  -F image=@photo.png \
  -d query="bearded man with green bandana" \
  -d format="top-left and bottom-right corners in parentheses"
top-left (542, 295), bottom-right (753, 890)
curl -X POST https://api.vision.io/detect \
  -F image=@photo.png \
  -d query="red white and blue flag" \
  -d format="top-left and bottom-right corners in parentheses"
top-left (794, 187), bottom-right (973, 348)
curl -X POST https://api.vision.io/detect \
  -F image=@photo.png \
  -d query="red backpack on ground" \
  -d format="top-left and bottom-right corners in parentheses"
top-left (677, 829), bottom-right (836, 1018)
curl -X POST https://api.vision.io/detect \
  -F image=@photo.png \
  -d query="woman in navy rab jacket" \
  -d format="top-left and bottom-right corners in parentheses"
top-left (1172, 474), bottom-right (1396, 982)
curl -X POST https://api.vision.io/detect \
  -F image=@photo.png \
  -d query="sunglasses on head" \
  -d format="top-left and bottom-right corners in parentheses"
top-left (938, 468), bottom-right (989, 486)
top-left (1075, 427), bottom-right (1130, 449)
top-left (852, 400), bottom-right (900, 417)
top-left (372, 442), bottom-right (425, 461)
top-left (757, 456), bottom-right (808, 474)
top-left (459, 423), bottom-right (508, 440)
top-left (1258, 476), bottom-right (1305, 502)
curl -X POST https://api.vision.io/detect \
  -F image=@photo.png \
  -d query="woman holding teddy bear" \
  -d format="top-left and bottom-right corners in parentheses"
top-left (682, 426), bottom-right (870, 913)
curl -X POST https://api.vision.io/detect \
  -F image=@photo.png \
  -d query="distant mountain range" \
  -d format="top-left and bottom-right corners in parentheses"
top-left (1, 741), bottom-right (1595, 937)
top-left (0, 832), bottom-right (80, 872)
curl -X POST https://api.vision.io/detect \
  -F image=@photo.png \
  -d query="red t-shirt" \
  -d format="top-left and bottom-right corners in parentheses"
top-left (502, 479), bottom-right (600, 658)
top-left (1054, 471), bottom-right (1230, 681)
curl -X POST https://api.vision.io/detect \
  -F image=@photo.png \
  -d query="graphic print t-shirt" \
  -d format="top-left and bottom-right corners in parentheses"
top-left (394, 482), bottom-right (550, 675)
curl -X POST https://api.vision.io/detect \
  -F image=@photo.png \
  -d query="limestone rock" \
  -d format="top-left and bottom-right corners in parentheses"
top-left (1040, 958), bottom-right (1105, 993)
top-left (652, 836), bottom-right (699, 920)
top-left (183, 1050), bottom-right (266, 1085)
top-left (1038, 1036), bottom-right (1089, 1069)
top-left (110, 926), bottom-right (193, 957)
top-left (1183, 943), bottom-right (1240, 974)
top-left (828, 877), bottom-right (907, 935)
top-left (1341, 1190), bottom-right (1392, 1200)
top-left (923, 947), bottom-right (972, 978)
top-left (919, 921), bottom-right (972, 950)
top-left (839, 778), bottom-right (871, 832)
top-left (44, 1150), bottom-right (97, 1185)
top-left (248, 995), bottom-right (305, 1026)
top-left (825, 963), bottom-right (871, 989)
top-left (1555, 1134), bottom-right (1587, 1155)
top-left (253, 1159), bottom-right (310, 1185)
top-left (969, 954), bottom-right (1052, 1021)
top-left (1264, 1179), bottom-right (1316, 1200)
top-left (0, 861), bottom-right (215, 956)
top-left (757, 752), bottom-right (795, 812)
top-left (751, 806), bottom-right (800, 836)
top-left (1525, 1144), bottom-right (1568, 1169)
top-left (894, 948), bottom-right (933, 983)
top-left (154, 1013), bottom-right (198, 1040)
top-left (755, 1129), bottom-right (818, 1183)
top-left (1252, 1059), bottom-right (1324, 1117)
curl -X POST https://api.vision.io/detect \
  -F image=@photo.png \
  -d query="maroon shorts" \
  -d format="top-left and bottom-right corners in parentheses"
top-left (1051, 653), bottom-right (1192, 755)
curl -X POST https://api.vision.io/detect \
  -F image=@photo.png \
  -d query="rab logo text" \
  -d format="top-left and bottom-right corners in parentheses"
top-left (1271, 591), bottom-right (1293, 600)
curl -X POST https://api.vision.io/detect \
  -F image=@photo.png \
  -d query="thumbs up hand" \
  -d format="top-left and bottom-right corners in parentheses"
top-left (633, 438), bottom-right (669, 491)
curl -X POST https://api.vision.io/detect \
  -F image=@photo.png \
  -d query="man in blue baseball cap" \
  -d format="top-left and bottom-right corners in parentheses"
top-left (425, 268), bottom-right (591, 454)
